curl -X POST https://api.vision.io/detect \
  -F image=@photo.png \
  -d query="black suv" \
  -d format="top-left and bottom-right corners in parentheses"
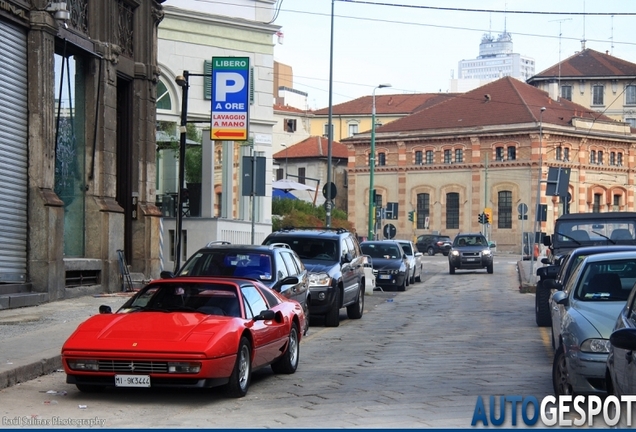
top-left (161, 242), bottom-right (310, 334)
top-left (263, 228), bottom-right (365, 327)
top-left (448, 233), bottom-right (493, 274)
top-left (416, 234), bottom-right (452, 256)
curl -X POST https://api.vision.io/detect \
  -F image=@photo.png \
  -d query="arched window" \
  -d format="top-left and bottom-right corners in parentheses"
top-left (446, 193), bottom-right (459, 229)
top-left (157, 79), bottom-right (172, 110)
top-left (498, 191), bottom-right (512, 229)
top-left (416, 193), bottom-right (430, 229)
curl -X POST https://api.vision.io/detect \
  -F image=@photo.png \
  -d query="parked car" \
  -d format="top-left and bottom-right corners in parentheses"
top-left (607, 305), bottom-right (636, 396)
top-left (62, 277), bottom-right (306, 397)
top-left (162, 242), bottom-right (309, 334)
top-left (416, 234), bottom-right (452, 256)
top-left (550, 251), bottom-right (635, 395)
top-left (535, 245), bottom-right (636, 327)
top-left (448, 233), bottom-right (493, 274)
top-left (262, 228), bottom-right (365, 327)
top-left (396, 239), bottom-right (423, 284)
top-left (360, 240), bottom-right (409, 291)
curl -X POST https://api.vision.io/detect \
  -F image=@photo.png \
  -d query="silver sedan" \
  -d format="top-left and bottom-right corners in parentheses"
top-left (550, 251), bottom-right (635, 395)
top-left (396, 240), bottom-right (423, 284)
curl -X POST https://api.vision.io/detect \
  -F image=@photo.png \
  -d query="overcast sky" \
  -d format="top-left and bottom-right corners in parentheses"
top-left (270, 0), bottom-right (636, 110)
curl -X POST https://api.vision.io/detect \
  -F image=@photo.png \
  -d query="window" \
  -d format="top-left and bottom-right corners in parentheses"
top-left (157, 80), bottom-right (172, 110)
top-left (416, 193), bottom-right (430, 229)
top-left (415, 150), bottom-right (423, 165)
top-left (593, 194), bottom-right (602, 213)
top-left (455, 149), bottom-right (463, 163)
top-left (444, 149), bottom-right (452, 164)
top-left (275, 168), bottom-right (283, 180)
top-left (613, 195), bottom-right (621, 212)
top-left (298, 167), bottom-right (306, 184)
top-left (348, 123), bottom-right (358, 137)
top-left (323, 123), bottom-right (333, 138)
top-left (597, 151), bottom-right (603, 165)
top-left (241, 285), bottom-right (267, 320)
top-left (592, 84), bottom-right (604, 105)
top-left (564, 148), bottom-right (570, 162)
top-left (284, 119), bottom-right (297, 132)
top-left (498, 191), bottom-right (512, 229)
top-left (589, 150), bottom-right (596, 164)
top-left (507, 146), bottom-right (516, 161)
top-left (556, 147), bottom-right (562, 161)
top-left (446, 192), bottom-right (459, 229)
top-left (561, 85), bottom-right (572, 101)
top-left (425, 150), bottom-right (434, 164)
top-left (626, 118), bottom-right (636, 128)
top-left (495, 147), bottom-right (504, 161)
top-left (610, 152), bottom-right (616, 166)
top-left (378, 152), bottom-right (386, 166)
top-left (618, 152), bottom-right (623, 166)
top-left (626, 85), bottom-right (636, 105)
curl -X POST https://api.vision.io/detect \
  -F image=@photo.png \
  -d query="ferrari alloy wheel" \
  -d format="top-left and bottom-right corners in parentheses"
top-left (226, 337), bottom-right (252, 397)
top-left (347, 285), bottom-right (364, 319)
top-left (271, 323), bottom-right (299, 374)
top-left (552, 344), bottom-right (572, 396)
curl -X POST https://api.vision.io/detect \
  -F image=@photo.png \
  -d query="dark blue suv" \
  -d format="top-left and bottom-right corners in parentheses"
top-left (263, 228), bottom-right (365, 327)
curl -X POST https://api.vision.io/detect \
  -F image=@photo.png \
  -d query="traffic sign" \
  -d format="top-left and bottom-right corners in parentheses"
top-left (517, 203), bottom-right (528, 215)
top-left (210, 57), bottom-right (250, 141)
top-left (322, 182), bottom-right (337, 199)
top-left (383, 223), bottom-right (396, 239)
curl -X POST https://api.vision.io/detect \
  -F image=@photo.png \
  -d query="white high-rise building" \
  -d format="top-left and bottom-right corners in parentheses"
top-left (450, 31), bottom-right (535, 92)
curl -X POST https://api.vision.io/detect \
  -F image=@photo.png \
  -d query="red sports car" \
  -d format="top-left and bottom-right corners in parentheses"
top-left (61, 277), bottom-right (306, 397)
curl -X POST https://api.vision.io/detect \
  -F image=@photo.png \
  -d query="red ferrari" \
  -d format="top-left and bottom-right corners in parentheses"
top-left (61, 277), bottom-right (306, 397)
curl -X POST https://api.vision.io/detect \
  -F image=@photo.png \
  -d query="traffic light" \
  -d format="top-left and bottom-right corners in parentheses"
top-left (483, 212), bottom-right (490, 224)
top-left (408, 210), bottom-right (415, 222)
top-left (478, 213), bottom-right (484, 224)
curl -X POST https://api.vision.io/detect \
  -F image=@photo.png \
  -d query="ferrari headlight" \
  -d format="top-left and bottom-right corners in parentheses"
top-left (67, 359), bottom-right (99, 371)
top-left (580, 338), bottom-right (611, 354)
top-left (309, 272), bottom-right (332, 287)
top-left (168, 362), bottom-right (201, 373)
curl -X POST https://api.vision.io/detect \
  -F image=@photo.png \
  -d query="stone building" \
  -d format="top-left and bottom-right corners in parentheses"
top-left (0, 0), bottom-right (164, 308)
top-left (344, 77), bottom-right (636, 253)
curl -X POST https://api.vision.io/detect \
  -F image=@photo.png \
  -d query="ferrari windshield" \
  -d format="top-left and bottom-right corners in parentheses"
top-left (121, 282), bottom-right (242, 316)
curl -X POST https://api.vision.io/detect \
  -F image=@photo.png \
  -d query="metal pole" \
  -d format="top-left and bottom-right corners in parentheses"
top-left (529, 106), bottom-right (546, 282)
top-left (326, 0), bottom-right (335, 227)
top-left (251, 142), bottom-right (256, 245)
top-left (173, 70), bottom-right (189, 273)
top-left (368, 88), bottom-right (378, 240)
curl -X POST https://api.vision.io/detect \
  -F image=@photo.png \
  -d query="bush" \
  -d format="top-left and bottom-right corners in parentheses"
top-left (272, 199), bottom-right (354, 232)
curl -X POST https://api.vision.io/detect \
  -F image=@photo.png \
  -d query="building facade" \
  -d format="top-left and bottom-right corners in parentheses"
top-left (0, 0), bottom-right (164, 308)
top-left (344, 77), bottom-right (636, 253)
top-left (527, 48), bottom-right (636, 127)
top-left (451, 31), bottom-right (535, 93)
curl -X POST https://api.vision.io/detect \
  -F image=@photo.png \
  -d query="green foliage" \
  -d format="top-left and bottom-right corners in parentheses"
top-left (272, 199), bottom-right (354, 233)
top-left (185, 146), bottom-right (202, 183)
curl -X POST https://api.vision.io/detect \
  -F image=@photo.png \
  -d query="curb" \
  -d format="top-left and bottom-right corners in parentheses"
top-left (0, 355), bottom-right (61, 390)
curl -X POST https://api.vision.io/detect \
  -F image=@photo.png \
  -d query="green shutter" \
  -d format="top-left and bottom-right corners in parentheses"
top-left (250, 67), bottom-right (254, 105)
top-left (204, 60), bottom-right (212, 100)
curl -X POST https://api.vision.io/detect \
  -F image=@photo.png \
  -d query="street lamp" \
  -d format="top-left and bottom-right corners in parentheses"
top-left (173, 71), bottom-right (190, 273)
top-left (529, 106), bottom-right (546, 281)
top-left (367, 83), bottom-right (392, 240)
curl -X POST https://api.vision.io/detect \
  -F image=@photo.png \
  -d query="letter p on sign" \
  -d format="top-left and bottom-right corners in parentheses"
top-left (215, 72), bottom-right (245, 101)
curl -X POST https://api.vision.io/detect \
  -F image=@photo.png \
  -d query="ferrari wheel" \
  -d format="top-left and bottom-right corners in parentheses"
top-left (226, 337), bottom-right (251, 398)
top-left (271, 323), bottom-right (299, 374)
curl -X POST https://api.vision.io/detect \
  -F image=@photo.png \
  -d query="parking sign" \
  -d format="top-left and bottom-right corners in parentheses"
top-left (211, 57), bottom-right (250, 141)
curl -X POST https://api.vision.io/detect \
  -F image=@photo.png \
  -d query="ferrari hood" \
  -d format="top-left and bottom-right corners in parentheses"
top-left (62, 312), bottom-right (237, 354)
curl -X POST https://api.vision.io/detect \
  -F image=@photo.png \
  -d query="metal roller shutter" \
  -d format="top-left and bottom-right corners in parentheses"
top-left (0, 19), bottom-right (28, 283)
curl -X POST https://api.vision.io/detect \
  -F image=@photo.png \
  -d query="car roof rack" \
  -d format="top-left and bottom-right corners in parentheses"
top-left (269, 242), bottom-right (291, 249)
top-left (277, 226), bottom-right (349, 234)
top-left (204, 240), bottom-right (232, 247)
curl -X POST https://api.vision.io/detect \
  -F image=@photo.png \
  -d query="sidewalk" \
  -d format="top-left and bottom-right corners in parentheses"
top-left (0, 258), bottom-right (542, 391)
top-left (0, 293), bottom-right (132, 390)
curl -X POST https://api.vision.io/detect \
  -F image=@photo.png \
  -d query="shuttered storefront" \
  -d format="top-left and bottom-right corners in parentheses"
top-left (0, 19), bottom-right (28, 283)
